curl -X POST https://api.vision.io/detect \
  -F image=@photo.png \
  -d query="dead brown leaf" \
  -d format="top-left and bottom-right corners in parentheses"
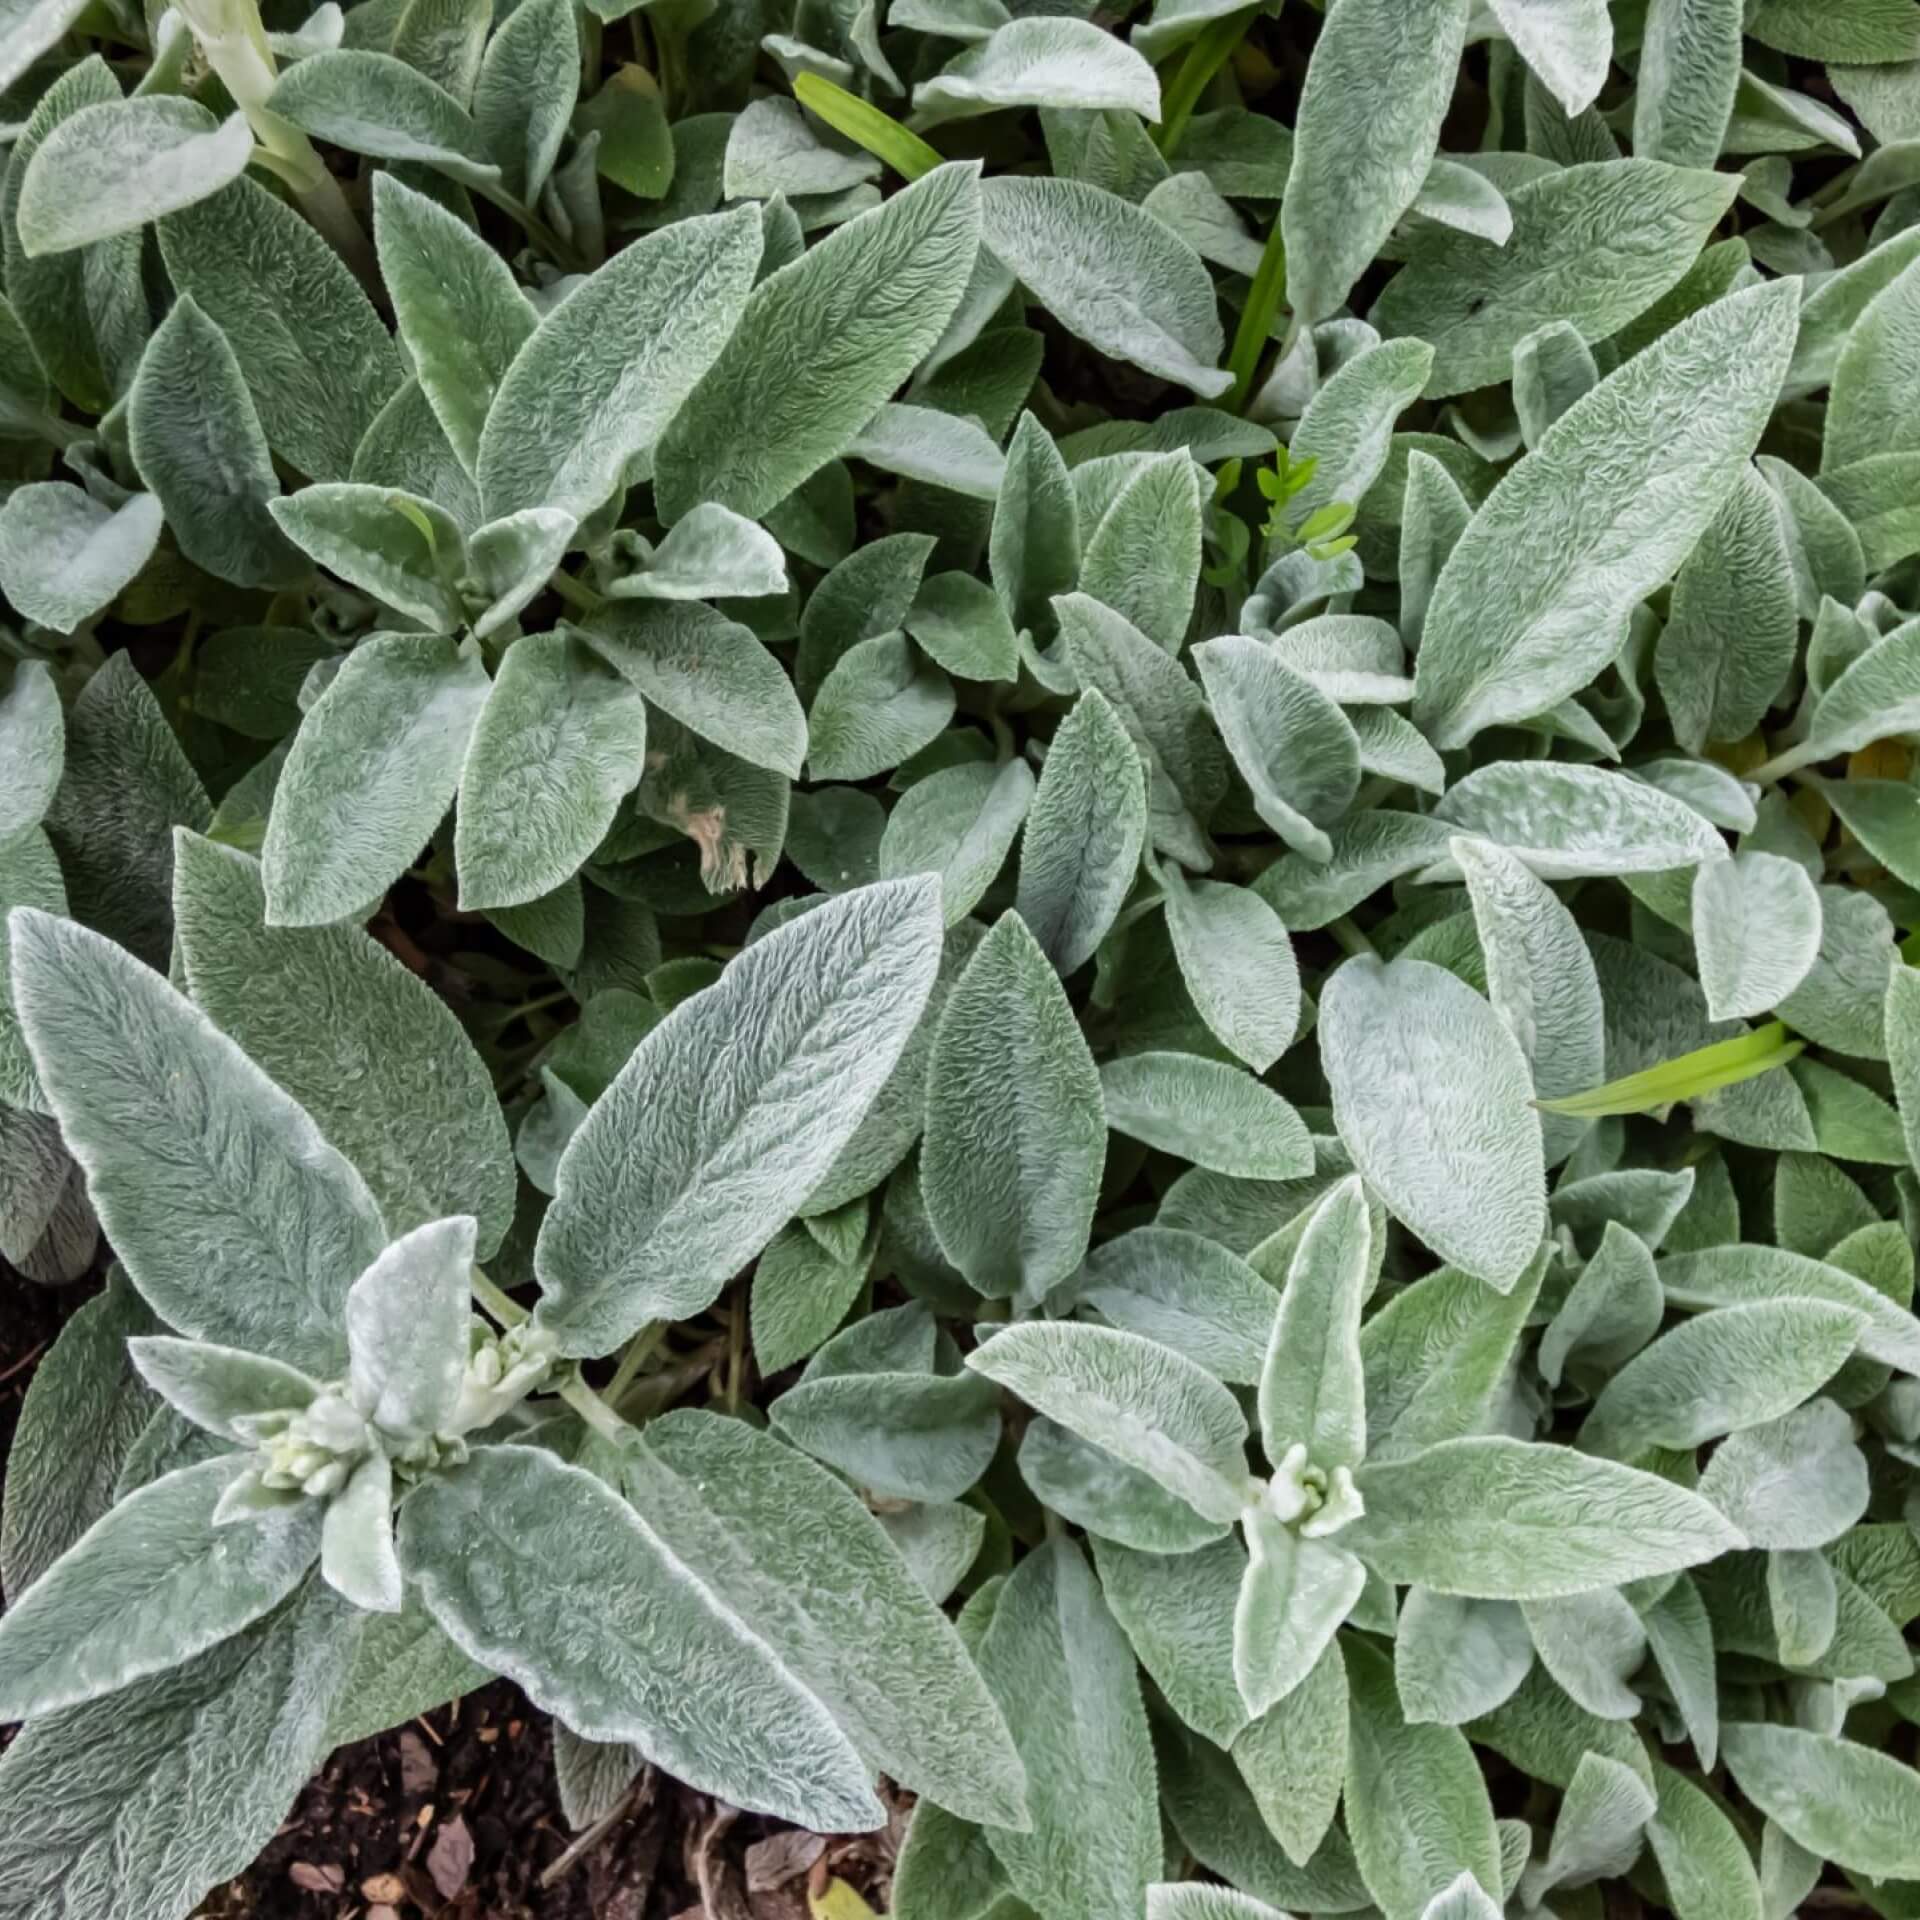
top-left (426, 1815), bottom-right (475, 1900)
top-left (744, 1831), bottom-right (827, 1893)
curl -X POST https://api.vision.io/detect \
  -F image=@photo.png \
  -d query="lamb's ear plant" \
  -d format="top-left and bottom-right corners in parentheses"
top-left (8, 1), bottom-right (1920, 1917)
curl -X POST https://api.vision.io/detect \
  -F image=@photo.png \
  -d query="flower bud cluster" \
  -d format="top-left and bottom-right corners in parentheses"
top-left (1258, 1441), bottom-right (1366, 1540)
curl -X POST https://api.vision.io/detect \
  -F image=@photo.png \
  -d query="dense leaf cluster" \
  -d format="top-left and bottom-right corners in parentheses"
top-left (4, 1), bottom-right (1920, 1917)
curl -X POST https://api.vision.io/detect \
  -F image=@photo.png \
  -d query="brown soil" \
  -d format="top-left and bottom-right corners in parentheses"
top-left (196, 1685), bottom-right (905, 1920)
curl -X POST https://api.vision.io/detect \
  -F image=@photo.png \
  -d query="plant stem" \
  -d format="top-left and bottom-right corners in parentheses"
top-left (559, 1375), bottom-right (633, 1444)
top-left (1328, 914), bottom-right (1377, 959)
top-left (475, 183), bottom-right (585, 272)
top-left (605, 1322), bottom-right (664, 1403)
top-left (1154, 4), bottom-right (1263, 158)
top-left (491, 986), bottom-right (575, 1030)
top-left (724, 1300), bottom-right (744, 1412)
top-left (1745, 743), bottom-right (1815, 787)
top-left (176, 0), bottom-right (378, 285)
top-left (469, 1265), bottom-right (528, 1328)
top-left (547, 567), bottom-right (604, 615)
top-left (294, 168), bottom-right (380, 290)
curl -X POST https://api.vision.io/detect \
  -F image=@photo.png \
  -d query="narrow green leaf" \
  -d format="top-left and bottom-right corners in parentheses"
top-left (794, 71), bottom-right (942, 181)
top-left (1539, 1022), bottom-right (1804, 1118)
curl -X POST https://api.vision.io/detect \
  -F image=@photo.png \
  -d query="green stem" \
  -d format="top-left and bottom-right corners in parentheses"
top-left (547, 567), bottom-right (604, 615)
top-left (469, 1265), bottom-right (528, 1329)
top-left (1226, 213), bottom-right (1289, 414)
top-left (1155, 4), bottom-right (1262, 158)
top-left (1745, 743), bottom-right (1816, 787)
top-left (294, 168), bottom-right (379, 289)
top-left (559, 1375), bottom-right (632, 1444)
top-left (177, 0), bottom-right (377, 284)
top-left (475, 183), bottom-right (585, 271)
top-left (724, 1300), bottom-right (744, 1412)
top-left (492, 986), bottom-right (574, 1029)
top-left (605, 1322), bottom-right (664, 1404)
top-left (1328, 914), bottom-right (1377, 959)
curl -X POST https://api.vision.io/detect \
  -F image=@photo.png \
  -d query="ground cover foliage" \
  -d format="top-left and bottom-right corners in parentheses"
top-left (6, 0), bottom-right (1920, 1916)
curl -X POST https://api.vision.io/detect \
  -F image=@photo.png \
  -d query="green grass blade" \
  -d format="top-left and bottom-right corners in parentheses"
top-left (794, 73), bottom-right (943, 183)
top-left (1155, 5), bottom-right (1264, 158)
top-left (1226, 214), bottom-right (1288, 413)
top-left (1537, 1022), bottom-right (1804, 1119)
